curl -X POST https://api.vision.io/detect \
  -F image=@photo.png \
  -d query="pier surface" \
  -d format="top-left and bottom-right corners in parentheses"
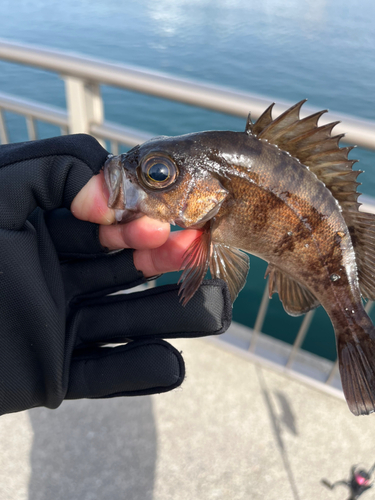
top-left (1, 334), bottom-right (374, 500)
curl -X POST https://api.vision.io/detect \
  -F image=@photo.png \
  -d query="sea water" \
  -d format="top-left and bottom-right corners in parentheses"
top-left (1, 0), bottom-right (375, 359)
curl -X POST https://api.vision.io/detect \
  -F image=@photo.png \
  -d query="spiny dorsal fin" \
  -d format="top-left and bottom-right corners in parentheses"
top-left (265, 264), bottom-right (320, 316)
top-left (245, 113), bottom-right (253, 135)
top-left (252, 103), bottom-right (274, 136)
top-left (257, 99), bottom-right (307, 142)
top-left (252, 100), bottom-right (362, 215)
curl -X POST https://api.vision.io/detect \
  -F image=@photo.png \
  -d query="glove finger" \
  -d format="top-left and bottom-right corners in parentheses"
top-left (0, 135), bottom-right (108, 229)
top-left (62, 247), bottom-right (145, 300)
top-left (72, 279), bottom-right (231, 347)
top-left (65, 339), bottom-right (185, 399)
top-left (44, 209), bottom-right (105, 258)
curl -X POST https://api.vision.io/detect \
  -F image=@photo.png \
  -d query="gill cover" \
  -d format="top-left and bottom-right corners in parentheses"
top-left (176, 174), bottom-right (228, 228)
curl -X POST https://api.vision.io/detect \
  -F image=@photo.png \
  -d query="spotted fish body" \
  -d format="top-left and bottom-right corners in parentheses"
top-left (104, 101), bottom-right (375, 416)
top-left (214, 134), bottom-right (362, 313)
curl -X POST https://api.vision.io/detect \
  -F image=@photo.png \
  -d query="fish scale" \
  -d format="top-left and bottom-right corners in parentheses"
top-left (104, 100), bottom-right (375, 416)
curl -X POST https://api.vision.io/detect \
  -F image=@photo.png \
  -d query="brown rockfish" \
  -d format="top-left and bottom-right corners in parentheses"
top-left (104, 100), bottom-right (375, 416)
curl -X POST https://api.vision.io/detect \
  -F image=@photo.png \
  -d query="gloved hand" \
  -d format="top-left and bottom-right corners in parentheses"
top-left (0, 134), bottom-right (231, 416)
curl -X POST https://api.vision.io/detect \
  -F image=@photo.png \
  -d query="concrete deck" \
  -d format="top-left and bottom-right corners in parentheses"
top-left (1, 335), bottom-right (375, 500)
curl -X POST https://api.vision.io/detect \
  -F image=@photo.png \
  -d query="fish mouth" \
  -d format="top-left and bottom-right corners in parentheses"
top-left (103, 155), bottom-right (146, 223)
top-left (114, 208), bottom-right (144, 223)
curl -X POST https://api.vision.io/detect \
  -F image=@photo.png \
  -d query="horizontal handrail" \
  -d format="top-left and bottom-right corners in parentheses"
top-left (0, 90), bottom-right (150, 147)
top-left (90, 122), bottom-right (153, 147)
top-left (0, 91), bottom-right (68, 127)
top-left (1, 39), bottom-right (375, 149)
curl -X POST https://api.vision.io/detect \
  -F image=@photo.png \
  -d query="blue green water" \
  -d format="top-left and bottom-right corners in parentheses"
top-left (1, 0), bottom-right (375, 359)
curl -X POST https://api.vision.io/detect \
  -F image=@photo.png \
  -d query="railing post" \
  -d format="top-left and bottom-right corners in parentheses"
top-left (0, 108), bottom-right (8, 144)
top-left (286, 310), bottom-right (315, 368)
top-left (63, 76), bottom-right (105, 146)
top-left (26, 115), bottom-right (37, 140)
top-left (249, 280), bottom-right (270, 352)
top-left (326, 359), bottom-right (339, 385)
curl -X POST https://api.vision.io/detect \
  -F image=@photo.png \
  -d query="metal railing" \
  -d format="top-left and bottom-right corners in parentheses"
top-left (2, 39), bottom-right (375, 149)
top-left (1, 38), bottom-right (375, 395)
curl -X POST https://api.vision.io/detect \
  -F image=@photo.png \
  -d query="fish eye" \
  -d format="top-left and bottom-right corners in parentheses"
top-left (148, 163), bottom-right (170, 182)
top-left (140, 155), bottom-right (178, 189)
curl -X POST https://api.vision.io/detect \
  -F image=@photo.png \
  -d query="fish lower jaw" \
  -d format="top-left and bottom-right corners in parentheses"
top-left (114, 209), bottom-right (143, 223)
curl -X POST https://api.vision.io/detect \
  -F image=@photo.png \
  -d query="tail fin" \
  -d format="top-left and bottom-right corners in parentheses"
top-left (338, 319), bottom-right (375, 415)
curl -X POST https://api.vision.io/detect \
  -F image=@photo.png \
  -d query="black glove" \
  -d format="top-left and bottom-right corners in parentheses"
top-left (0, 134), bottom-right (231, 416)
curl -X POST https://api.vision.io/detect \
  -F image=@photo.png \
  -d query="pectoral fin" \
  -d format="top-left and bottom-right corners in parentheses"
top-left (210, 242), bottom-right (250, 302)
top-left (178, 228), bottom-right (249, 305)
top-left (266, 264), bottom-right (320, 316)
top-left (178, 226), bottom-right (212, 306)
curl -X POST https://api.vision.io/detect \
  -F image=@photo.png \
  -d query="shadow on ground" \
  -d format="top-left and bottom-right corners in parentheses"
top-left (28, 396), bottom-right (156, 500)
top-left (257, 368), bottom-right (301, 500)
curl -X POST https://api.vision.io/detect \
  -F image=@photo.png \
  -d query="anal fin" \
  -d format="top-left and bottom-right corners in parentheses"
top-left (266, 264), bottom-right (320, 316)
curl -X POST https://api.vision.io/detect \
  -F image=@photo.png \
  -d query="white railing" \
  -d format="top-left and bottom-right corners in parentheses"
top-left (1, 38), bottom-right (375, 395)
top-left (2, 39), bottom-right (375, 150)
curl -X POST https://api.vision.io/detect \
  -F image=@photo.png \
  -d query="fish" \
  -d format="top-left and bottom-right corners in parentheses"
top-left (103, 100), bottom-right (375, 416)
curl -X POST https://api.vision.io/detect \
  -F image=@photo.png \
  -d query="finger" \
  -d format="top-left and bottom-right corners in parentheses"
top-left (44, 209), bottom-right (105, 257)
top-left (60, 230), bottom-right (200, 297)
top-left (46, 208), bottom-right (171, 257)
top-left (99, 215), bottom-right (171, 251)
top-left (70, 170), bottom-right (115, 225)
top-left (61, 249), bottom-right (144, 299)
top-left (58, 223), bottom-right (202, 297)
top-left (133, 229), bottom-right (201, 277)
top-left (70, 168), bottom-right (202, 276)
top-left (71, 170), bottom-right (172, 251)
top-left (73, 280), bottom-right (231, 346)
top-left (66, 340), bottom-right (185, 399)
